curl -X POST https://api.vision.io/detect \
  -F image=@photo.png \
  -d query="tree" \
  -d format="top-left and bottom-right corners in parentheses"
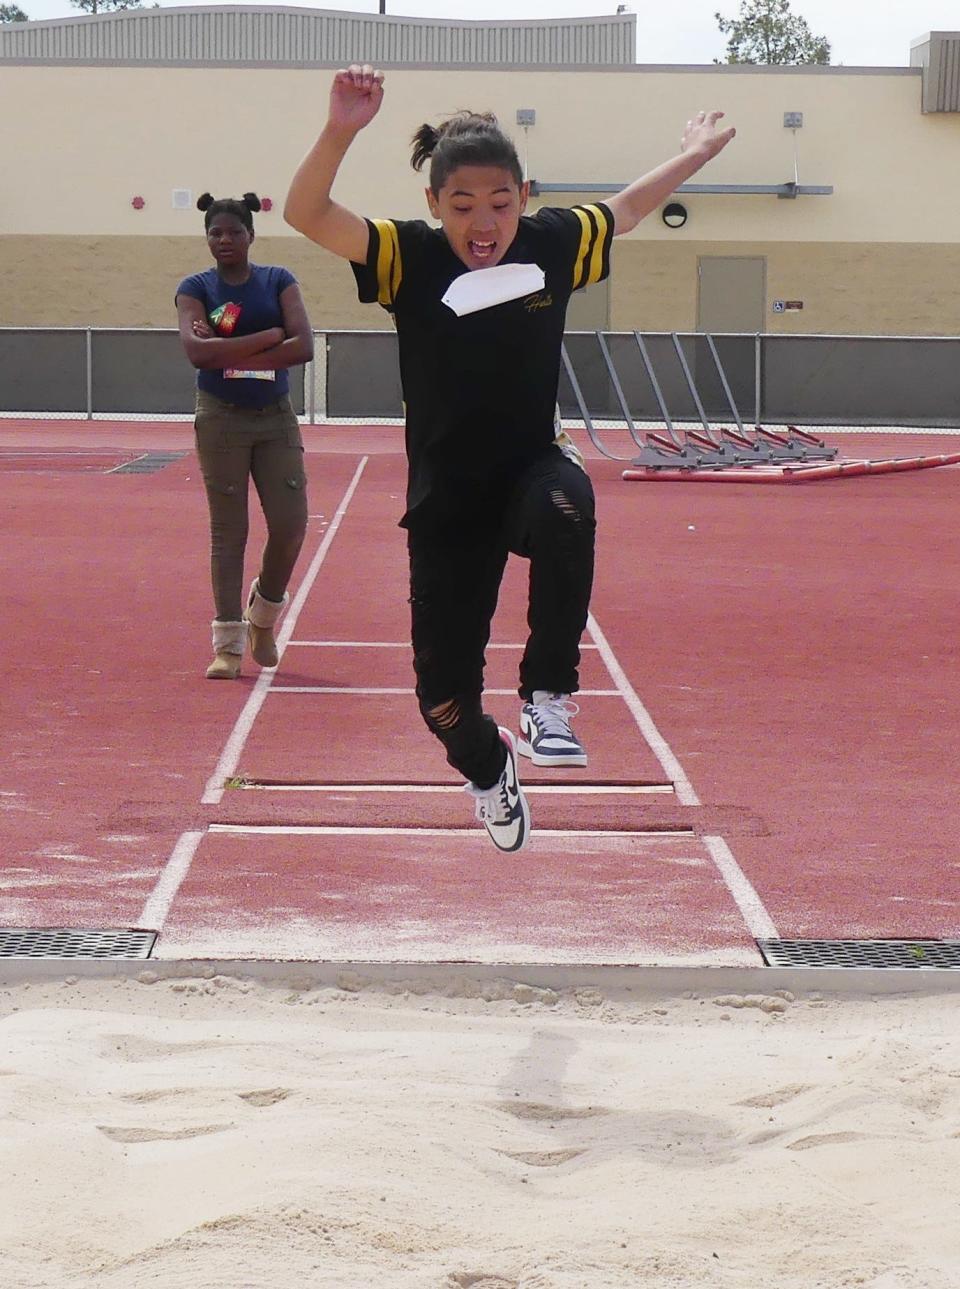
top-left (70, 0), bottom-right (143, 13)
top-left (0, 4), bottom-right (29, 19)
top-left (715, 0), bottom-right (830, 65)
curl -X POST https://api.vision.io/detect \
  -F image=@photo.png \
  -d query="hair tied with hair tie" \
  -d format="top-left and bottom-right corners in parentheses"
top-left (409, 111), bottom-right (523, 193)
top-left (410, 123), bottom-right (441, 172)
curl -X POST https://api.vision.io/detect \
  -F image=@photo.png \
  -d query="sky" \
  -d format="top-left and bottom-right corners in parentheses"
top-left (11, 0), bottom-right (960, 67)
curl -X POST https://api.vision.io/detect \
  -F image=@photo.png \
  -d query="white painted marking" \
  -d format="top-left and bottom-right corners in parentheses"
top-left (209, 824), bottom-right (693, 838)
top-left (138, 829), bottom-right (205, 930)
top-left (587, 610), bottom-right (701, 807)
top-left (1, 449), bottom-right (120, 459)
top-left (236, 782), bottom-right (673, 795)
top-left (267, 686), bottom-right (621, 697)
top-left (200, 457), bottom-right (369, 805)
top-left (285, 641), bottom-right (600, 650)
top-left (703, 834), bottom-right (778, 939)
top-left (105, 452), bottom-right (149, 474)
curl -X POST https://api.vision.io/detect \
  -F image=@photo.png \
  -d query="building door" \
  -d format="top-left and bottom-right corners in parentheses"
top-left (697, 256), bottom-right (766, 333)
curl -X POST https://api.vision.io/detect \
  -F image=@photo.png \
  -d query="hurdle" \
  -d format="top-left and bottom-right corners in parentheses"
top-left (562, 330), bottom-right (840, 470)
top-left (559, 331), bottom-right (960, 483)
top-left (561, 331), bottom-right (715, 465)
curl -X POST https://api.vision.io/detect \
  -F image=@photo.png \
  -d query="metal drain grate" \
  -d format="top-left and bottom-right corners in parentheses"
top-left (109, 451), bottom-right (186, 475)
top-left (758, 938), bottom-right (960, 969)
top-left (0, 928), bottom-right (157, 959)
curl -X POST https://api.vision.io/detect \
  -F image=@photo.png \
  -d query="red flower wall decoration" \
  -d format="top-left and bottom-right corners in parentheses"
top-left (131, 196), bottom-right (145, 210)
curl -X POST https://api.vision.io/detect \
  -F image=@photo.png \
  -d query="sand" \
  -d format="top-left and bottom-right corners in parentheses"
top-left (1, 970), bottom-right (959, 1289)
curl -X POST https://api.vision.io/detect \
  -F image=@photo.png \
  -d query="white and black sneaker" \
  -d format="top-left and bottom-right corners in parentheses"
top-left (518, 691), bottom-right (587, 767)
top-left (465, 727), bottom-right (531, 853)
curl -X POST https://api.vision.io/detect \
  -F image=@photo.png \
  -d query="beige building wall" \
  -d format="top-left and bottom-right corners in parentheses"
top-left (0, 234), bottom-right (373, 330)
top-left (1, 63), bottom-right (959, 333)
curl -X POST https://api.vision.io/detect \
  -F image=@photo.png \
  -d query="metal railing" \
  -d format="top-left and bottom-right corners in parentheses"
top-left (1, 327), bottom-right (958, 428)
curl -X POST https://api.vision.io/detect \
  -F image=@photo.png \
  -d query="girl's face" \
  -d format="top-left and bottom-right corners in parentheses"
top-left (206, 212), bottom-right (253, 268)
top-left (427, 165), bottom-right (529, 271)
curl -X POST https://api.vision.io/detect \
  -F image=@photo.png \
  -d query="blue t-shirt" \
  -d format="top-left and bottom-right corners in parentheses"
top-left (176, 264), bottom-right (297, 408)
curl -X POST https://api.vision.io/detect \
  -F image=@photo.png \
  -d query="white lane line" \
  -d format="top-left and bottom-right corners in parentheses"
top-left (585, 616), bottom-right (776, 942)
top-left (200, 456), bottom-right (369, 805)
top-left (703, 835), bottom-right (778, 939)
top-left (139, 829), bottom-right (205, 931)
top-left (285, 641), bottom-right (600, 650)
top-left (235, 783), bottom-right (673, 795)
top-left (266, 686), bottom-right (621, 697)
top-left (285, 641), bottom-right (411, 648)
top-left (587, 610), bottom-right (701, 807)
top-left (209, 824), bottom-right (694, 838)
top-left (104, 452), bottom-right (149, 474)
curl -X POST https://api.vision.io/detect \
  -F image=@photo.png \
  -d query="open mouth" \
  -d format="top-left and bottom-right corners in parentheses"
top-left (468, 239), bottom-right (497, 262)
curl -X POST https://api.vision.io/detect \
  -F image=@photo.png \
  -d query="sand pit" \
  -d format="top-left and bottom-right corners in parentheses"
top-left (1, 970), bottom-right (958, 1288)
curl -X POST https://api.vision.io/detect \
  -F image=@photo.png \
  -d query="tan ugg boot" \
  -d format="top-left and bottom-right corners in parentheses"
top-left (243, 579), bottom-right (288, 668)
top-left (206, 620), bottom-right (247, 680)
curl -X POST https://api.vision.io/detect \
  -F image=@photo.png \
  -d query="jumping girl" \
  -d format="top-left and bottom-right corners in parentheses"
top-left (284, 68), bottom-right (735, 851)
top-left (176, 191), bottom-right (314, 679)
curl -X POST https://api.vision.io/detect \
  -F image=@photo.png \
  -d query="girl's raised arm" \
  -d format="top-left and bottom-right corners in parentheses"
top-left (606, 110), bottom-right (736, 236)
top-left (284, 65), bottom-right (385, 262)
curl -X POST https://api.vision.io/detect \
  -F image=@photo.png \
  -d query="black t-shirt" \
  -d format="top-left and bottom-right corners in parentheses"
top-left (350, 203), bottom-right (614, 529)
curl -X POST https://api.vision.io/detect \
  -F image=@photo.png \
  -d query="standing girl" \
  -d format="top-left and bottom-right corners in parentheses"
top-left (176, 191), bottom-right (314, 679)
top-left (284, 68), bottom-right (734, 851)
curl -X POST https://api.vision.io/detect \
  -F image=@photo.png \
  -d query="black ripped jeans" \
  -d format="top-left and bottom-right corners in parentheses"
top-left (408, 448), bottom-right (596, 789)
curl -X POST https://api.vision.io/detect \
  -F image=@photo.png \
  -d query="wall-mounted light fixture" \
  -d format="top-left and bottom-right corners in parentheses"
top-left (516, 108), bottom-right (536, 181)
top-left (662, 201), bottom-right (687, 228)
top-left (783, 111), bottom-right (804, 195)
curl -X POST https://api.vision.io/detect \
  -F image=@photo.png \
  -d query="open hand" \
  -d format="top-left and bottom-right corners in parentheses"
top-left (681, 110), bottom-right (736, 160)
top-left (329, 64), bottom-right (385, 133)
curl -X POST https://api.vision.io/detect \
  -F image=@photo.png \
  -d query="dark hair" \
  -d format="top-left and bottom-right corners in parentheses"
top-left (197, 191), bottom-right (262, 231)
top-left (410, 113), bottom-right (523, 194)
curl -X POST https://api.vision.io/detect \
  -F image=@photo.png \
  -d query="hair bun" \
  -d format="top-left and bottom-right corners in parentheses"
top-left (196, 192), bottom-right (214, 212)
top-left (241, 192), bottom-right (262, 213)
top-left (410, 123), bottom-right (441, 173)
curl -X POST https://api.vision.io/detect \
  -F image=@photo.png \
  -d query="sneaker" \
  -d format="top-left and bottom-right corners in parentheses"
top-left (518, 691), bottom-right (587, 767)
top-left (464, 727), bottom-right (531, 853)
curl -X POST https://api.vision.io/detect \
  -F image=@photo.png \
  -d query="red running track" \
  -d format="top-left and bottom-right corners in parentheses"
top-left (1, 423), bottom-right (958, 963)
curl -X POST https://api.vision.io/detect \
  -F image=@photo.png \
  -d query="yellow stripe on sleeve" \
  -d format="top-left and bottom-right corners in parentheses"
top-left (387, 222), bottom-right (402, 301)
top-left (372, 219), bottom-right (402, 307)
top-left (571, 207), bottom-right (594, 292)
top-left (581, 204), bottom-right (611, 287)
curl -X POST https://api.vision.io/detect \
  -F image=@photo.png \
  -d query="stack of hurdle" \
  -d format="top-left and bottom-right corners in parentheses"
top-left (560, 332), bottom-right (960, 484)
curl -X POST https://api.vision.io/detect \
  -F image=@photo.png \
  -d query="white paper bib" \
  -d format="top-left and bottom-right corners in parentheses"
top-left (441, 262), bottom-right (546, 317)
